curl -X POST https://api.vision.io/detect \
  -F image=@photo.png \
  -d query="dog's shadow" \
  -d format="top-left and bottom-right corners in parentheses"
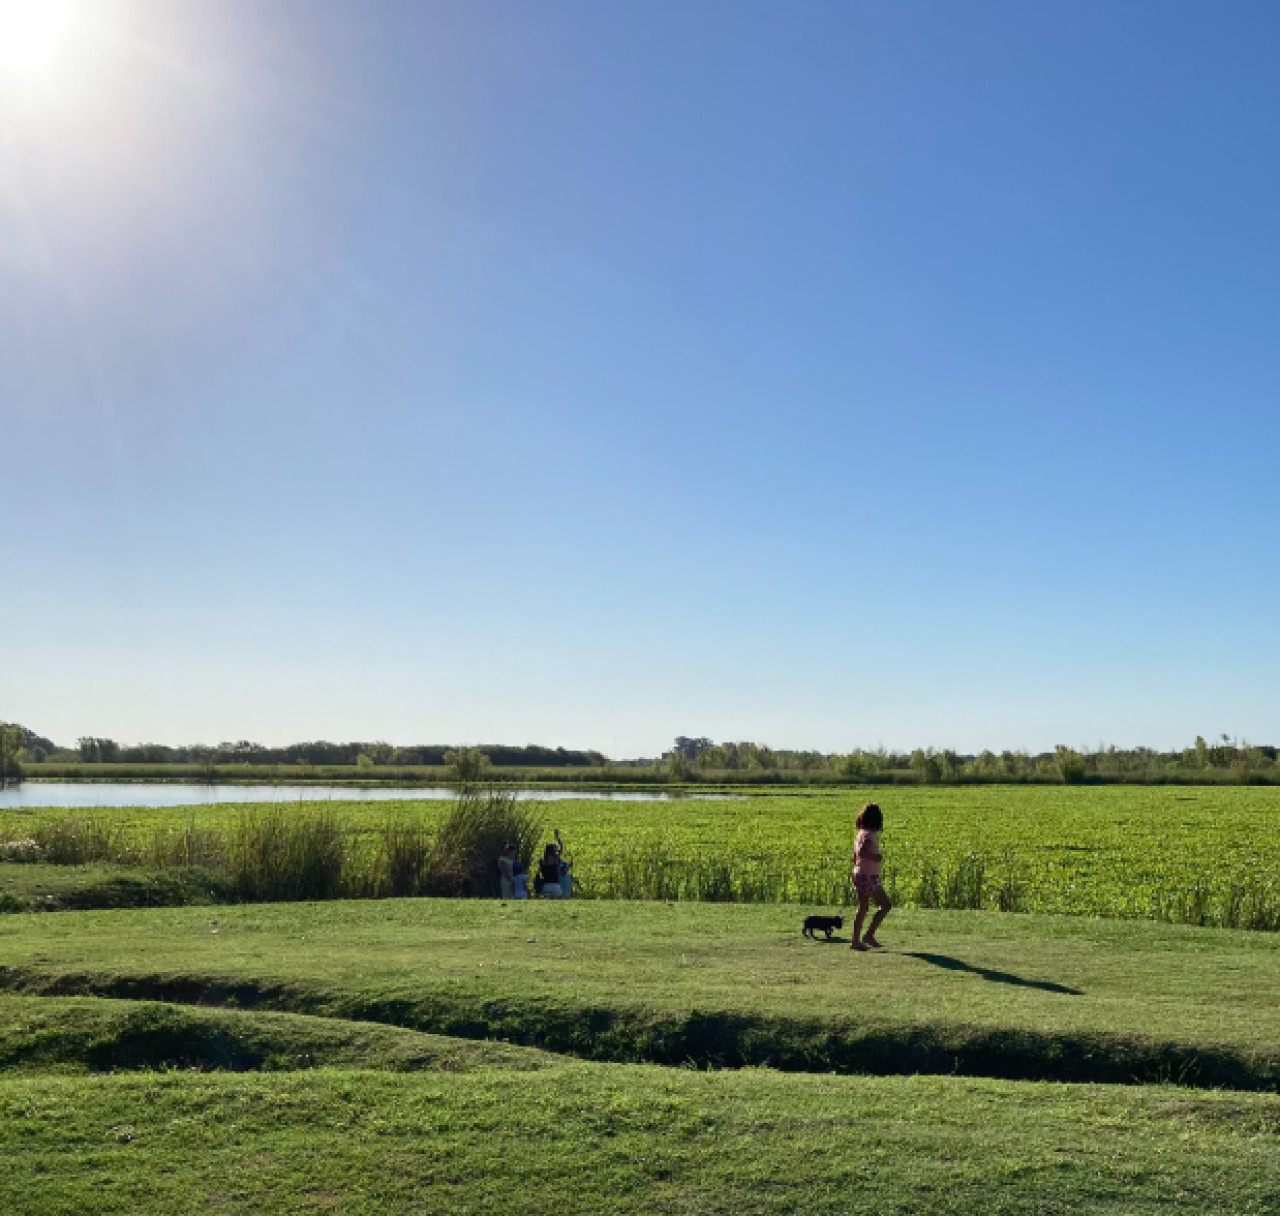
top-left (902, 951), bottom-right (1082, 996)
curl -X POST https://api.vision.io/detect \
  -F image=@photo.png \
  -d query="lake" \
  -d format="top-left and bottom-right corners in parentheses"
top-left (0, 782), bottom-right (736, 809)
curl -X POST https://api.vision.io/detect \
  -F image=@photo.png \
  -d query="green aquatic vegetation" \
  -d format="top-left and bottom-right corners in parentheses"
top-left (5, 785), bottom-right (1280, 929)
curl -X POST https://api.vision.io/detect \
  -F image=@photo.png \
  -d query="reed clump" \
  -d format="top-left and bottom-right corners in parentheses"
top-left (365, 788), bottom-right (543, 898)
top-left (227, 809), bottom-right (349, 903)
top-left (417, 786), bottom-right (542, 897)
top-left (30, 819), bottom-right (132, 865)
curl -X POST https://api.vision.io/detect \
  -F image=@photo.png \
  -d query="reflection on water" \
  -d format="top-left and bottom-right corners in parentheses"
top-left (0, 782), bottom-right (738, 809)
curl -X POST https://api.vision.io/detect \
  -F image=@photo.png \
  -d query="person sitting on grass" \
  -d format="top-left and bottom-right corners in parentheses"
top-left (498, 844), bottom-right (517, 900)
top-left (850, 802), bottom-right (891, 951)
top-left (554, 828), bottom-right (573, 898)
top-left (537, 841), bottom-right (564, 899)
top-left (512, 857), bottom-right (530, 900)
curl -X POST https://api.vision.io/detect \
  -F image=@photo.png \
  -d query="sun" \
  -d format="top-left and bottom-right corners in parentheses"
top-left (0, 0), bottom-right (73, 79)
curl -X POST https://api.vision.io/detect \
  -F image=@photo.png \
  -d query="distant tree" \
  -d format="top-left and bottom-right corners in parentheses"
top-left (746, 744), bottom-right (777, 771)
top-left (444, 747), bottom-right (491, 783)
top-left (837, 750), bottom-right (875, 779)
top-left (77, 737), bottom-right (119, 763)
top-left (910, 748), bottom-right (942, 784)
top-left (365, 741), bottom-right (400, 766)
top-left (672, 736), bottom-right (713, 762)
top-left (972, 750), bottom-right (1000, 780)
top-left (1054, 746), bottom-right (1087, 784)
top-left (662, 752), bottom-right (684, 779)
top-left (0, 723), bottom-right (25, 783)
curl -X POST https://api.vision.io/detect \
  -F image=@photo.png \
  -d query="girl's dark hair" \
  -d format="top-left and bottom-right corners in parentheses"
top-left (856, 803), bottom-right (883, 831)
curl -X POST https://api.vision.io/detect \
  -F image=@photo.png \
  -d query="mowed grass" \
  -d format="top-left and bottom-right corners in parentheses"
top-left (1, 901), bottom-right (1278, 1213)
top-left (6, 784), bottom-right (1280, 924)
top-left (2, 899), bottom-right (1278, 1087)
top-left (0, 862), bottom-right (226, 912)
top-left (2, 1063), bottom-right (1279, 1215)
top-left (0, 993), bottom-right (551, 1075)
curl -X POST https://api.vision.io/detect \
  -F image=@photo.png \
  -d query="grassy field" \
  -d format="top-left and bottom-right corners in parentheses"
top-left (4, 787), bottom-right (1279, 1210)
top-left (0, 992), bottom-right (549, 1074)
top-left (0, 899), bottom-right (1278, 1213)
top-left (0, 861), bottom-right (226, 912)
top-left (2, 900), bottom-right (1278, 1087)
top-left (5, 784), bottom-right (1280, 926)
top-left (3, 1062), bottom-right (1279, 1214)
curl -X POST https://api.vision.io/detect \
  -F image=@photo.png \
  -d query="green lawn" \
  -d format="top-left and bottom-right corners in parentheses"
top-left (1, 1064), bottom-right (1278, 1214)
top-left (0, 992), bottom-right (550, 1074)
top-left (2, 899), bottom-right (1277, 1086)
top-left (1, 899), bottom-right (1278, 1213)
top-left (0, 862), bottom-right (224, 911)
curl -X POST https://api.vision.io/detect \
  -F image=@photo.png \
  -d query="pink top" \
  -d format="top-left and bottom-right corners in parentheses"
top-left (854, 829), bottom-right (881, 878)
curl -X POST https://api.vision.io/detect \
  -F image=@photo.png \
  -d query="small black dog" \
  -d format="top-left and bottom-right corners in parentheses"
top-left (802, 914), bottom-right (844, 940)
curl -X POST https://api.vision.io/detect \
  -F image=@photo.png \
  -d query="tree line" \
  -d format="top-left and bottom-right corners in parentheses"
top-left (8, 729), bottom-right (604, 770)
top-left (6, 723), bottom-right (1280, 786)
top-left (658, 735), bottom-right (1280, 785)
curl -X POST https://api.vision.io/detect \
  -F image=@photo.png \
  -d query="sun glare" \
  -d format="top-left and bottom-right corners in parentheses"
top-left (0, 0), bottom-right (72, 79)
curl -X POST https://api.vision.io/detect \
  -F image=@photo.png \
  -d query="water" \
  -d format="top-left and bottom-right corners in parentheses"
top-left (0, 782), bottom-right (737, 809)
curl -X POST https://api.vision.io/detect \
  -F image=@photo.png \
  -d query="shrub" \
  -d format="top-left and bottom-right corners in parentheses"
top-left (0, 838), bottom-right (43, 863)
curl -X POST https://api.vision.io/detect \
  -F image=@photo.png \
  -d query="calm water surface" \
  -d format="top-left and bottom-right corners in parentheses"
top-left (0, 782), bottom-right (736, 809)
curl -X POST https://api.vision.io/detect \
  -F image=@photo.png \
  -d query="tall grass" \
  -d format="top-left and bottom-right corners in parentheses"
top-left (371, 817), bottom-right (435, 898)
top-left (228, 809), bottom-right (349, 902)
top-left (418, 786), bottom-right (543, 897)
top-left (8, 788), bottom-right (548, 905)
top-left (144, 823), bottom-right (226, 870)
top-left (30, 818), bottom-right (131, 865)
top-left (365, 789), bottom-right (542, 898)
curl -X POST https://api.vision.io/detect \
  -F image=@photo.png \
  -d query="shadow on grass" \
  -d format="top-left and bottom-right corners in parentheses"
top-left (901, 952), bottom-right (1082, 996)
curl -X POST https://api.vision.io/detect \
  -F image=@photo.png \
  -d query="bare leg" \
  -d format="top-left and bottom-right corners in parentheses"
top-left (864, 889), bottom-right (892, 947)
top-left (851, 892), bottom-right (871, 950)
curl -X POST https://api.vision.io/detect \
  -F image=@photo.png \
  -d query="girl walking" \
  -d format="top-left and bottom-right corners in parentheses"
top-left (850, 802), bottom-right (891, 951)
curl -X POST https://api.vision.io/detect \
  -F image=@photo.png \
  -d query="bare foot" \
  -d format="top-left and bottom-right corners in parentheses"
top-left (864, 936), bottom-right (884, 949)
top-left (849, 941), bottom-right (869, 952)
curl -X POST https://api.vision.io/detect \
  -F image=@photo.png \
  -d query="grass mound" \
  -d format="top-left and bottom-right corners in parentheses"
top-left (3, 967), bottom-right (1272, 1090)
top-left (1, 901), bottom-right (1277, 1090)
top-left (2, 1067), bottom-right (1279, 1214)
top-left (0, 994), bottom-right (550, 1075)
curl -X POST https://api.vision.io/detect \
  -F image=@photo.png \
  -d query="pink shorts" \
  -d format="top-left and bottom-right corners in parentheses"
top-left (852, 871), bottom-right (882, 898)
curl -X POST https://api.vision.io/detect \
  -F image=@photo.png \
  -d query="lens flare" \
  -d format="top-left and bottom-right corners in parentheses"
top-left (0, 0), bottom-right (72, 78)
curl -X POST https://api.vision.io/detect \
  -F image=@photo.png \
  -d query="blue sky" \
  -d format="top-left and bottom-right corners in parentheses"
top-left (2, 0), bottom-right (1278, 754)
